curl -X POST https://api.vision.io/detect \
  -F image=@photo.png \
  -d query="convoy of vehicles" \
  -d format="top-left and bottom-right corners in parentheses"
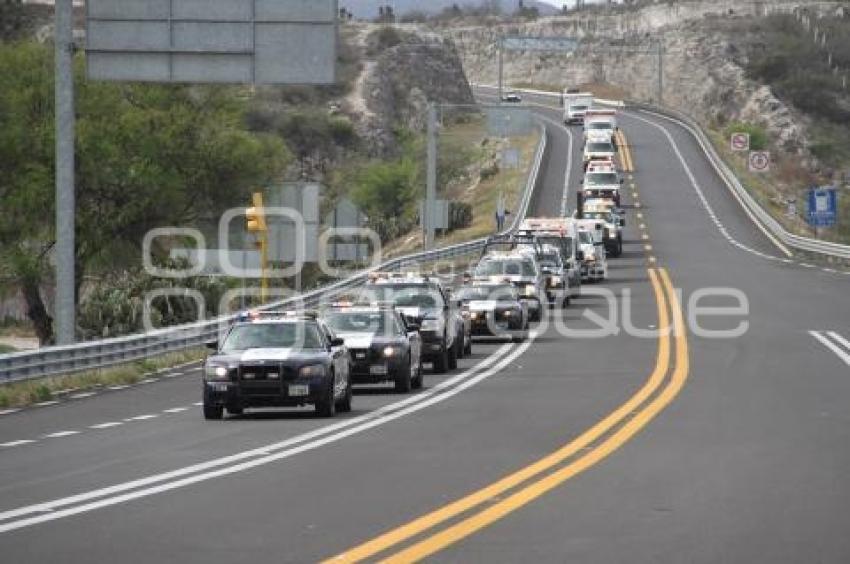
top-left (202, 93), bottom-right (631, 419)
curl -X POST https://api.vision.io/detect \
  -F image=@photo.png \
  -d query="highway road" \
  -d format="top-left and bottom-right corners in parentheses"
top-left (1, 97), bottom-right (848, 563)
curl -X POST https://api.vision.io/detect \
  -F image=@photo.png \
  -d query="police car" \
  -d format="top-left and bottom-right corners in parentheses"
top-left (324, 303), bottom-right (423, 393)
top-left (473, 251), bottom-right (545, 321)
top-left (357, 273), bottom-right (465, 374)
top-left (456, 283), bottom-right (529, 341)
top-left (202, 311), bottom-right (352, 419)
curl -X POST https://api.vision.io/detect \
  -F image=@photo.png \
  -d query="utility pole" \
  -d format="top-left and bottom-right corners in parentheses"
top-left (424, 103), bottom-right (438, 250)
top-left (498, 35), bottom-right (504, 103)
top-left (656, 39), bottom-right (664, 107)
top-left (55, 0), bottom-right (76, 345)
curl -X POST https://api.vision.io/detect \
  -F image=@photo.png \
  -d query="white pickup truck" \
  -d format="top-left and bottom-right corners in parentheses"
top-left (583, 109), bottom-right (618, 144)
top-left (563, 92), bottom-right (594, 125)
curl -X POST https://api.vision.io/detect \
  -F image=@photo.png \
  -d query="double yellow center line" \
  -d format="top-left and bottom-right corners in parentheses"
top-left (325, 268), bottom-right (690, 563)
top-left (615, 129), bottom-right (635, 173)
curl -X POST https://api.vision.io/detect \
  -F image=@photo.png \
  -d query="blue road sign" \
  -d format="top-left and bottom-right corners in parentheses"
top-left (806, 187), bottom-right (838, 227)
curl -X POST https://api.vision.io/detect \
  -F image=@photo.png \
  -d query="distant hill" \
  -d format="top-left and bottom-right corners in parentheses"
top-left (340, 1), bottom-right (557, 20)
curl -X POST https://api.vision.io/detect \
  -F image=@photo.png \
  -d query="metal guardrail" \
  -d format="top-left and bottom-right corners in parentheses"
top-left (474, 84), bottom-right (850, 261)
top-left (0, 123), bottom-right (548, 383)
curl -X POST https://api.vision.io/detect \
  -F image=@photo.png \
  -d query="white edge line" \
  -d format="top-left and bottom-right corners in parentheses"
top-left (0, 340), bottom-right (517, 526)
top-left (809, 331), bottom-right (850, 367)
top-left (0, 336), bottom-right (536, 534)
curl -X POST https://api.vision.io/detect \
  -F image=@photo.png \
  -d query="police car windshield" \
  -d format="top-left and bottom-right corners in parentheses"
top-left (221, 322), bottom-right (324, 352)
top-left (364, 285), bottom-right (443, 309)
top-left (475, 259), bottom-right (536, 277)
top-left (586, 172), bottom-right (619, 185)
top-left (326, 311), bottom-right (400, 336)
top-left (539, 253), bottom-right (561, 267)
top-left (457, 285), bottom-right (518, 302)
top-left (587, 142), bottom-right (614, 152)
top-left (570, 105), bottom-right (587, 111)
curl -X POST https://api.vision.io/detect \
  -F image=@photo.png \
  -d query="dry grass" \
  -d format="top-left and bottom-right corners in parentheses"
top-left (0, 348), bottom-right (205, 409)
top-left (384, 119), bottom-right (541, 258)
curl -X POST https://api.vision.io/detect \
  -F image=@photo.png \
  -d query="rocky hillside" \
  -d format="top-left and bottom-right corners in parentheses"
top-left (342, 25), bottom-right (475, 156)
top-left (448, 0), bottom-right (846, 158)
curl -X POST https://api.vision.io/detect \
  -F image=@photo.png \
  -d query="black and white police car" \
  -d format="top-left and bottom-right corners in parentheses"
top-left (456, 283), bottom-right (529, 341)
top-left (324, 303), bottom-right (423, 393)
top-left (202, 311), bottom-right (352, 419)
top-left (357, 273), bottom-right (466, 374)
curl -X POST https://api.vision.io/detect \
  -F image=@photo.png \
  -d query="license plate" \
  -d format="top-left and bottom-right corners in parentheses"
top-left (210, 383), bottom-right (228, 392)
top-left (355, 352), bottom-right (367, 360)
top-left (288, 384), bottom-right (309, 397)
top-left (369, 365), bottom-right (388, 376)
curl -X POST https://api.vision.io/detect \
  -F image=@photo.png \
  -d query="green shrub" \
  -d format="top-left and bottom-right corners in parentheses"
top-left (449, 201), bottom-right (473, 230)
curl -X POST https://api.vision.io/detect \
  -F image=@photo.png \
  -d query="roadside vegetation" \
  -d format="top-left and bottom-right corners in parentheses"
top-left (0, 348), bottom-right (204, 409)
top-left (709, 12), bottom-right (850, 244)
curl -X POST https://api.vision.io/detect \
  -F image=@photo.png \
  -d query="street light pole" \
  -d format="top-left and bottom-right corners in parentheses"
top-left (54, 0), bottom-right (76, 345)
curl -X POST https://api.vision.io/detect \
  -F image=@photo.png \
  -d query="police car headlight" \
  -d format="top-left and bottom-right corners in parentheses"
top-left (502, 310), bottom-right (514, 317)
top-left (420, 318), bottom-right (441, 331)
top-left (383, 346), bottom-right (397, 358)
top-left (205, 365), bottom-right (229, 380)
top-left (299, 364), bottom-right (326, 378)
top-left (551, 276), bottom-right (562, 285)
top-left (523, 285), bottom-right (536, 297)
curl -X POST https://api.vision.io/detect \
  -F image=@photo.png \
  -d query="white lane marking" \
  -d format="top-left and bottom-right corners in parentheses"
top-left (43, 431), bottom-right (80, 439)
top-left (108, 385), bottom-right (129, 391)
top-left (810, 331), bottom-right (850, 367)
top-left (0, 440), bottom-right (37, 448)
top-left (138, 379), bottom-right (157, 385)
top-left (164, 372), bottom-right (183, 378)
top-left (90, 422), bottom-right (123, 430)
top-left (69, 392), bottom-right (96, 400)
top-left (0, 340), bottom-right (524, 531)
top-left (192, 402), bottom-right (203, 406)
top-left (0, 409), bottom-right (20, 416)
top-left (33, 401), bottom-right (58, 408)
top-left (162, 407), bottom-right (189, 414)
top-left (126, 414), bottom-right (158, 421)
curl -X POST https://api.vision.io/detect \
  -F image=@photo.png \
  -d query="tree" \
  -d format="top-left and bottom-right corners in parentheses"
top-left (0, 42), bottom-right (288, 344)
top-left (350, 159), bottom-right (419, 242)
